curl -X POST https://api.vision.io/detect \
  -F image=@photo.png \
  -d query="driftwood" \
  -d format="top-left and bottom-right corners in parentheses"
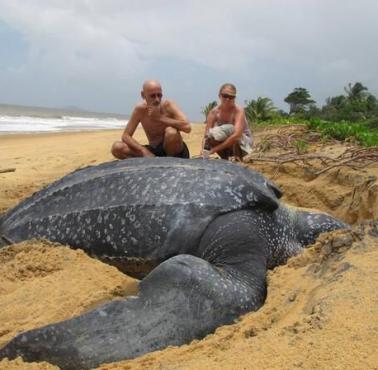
top-left (247, 147), bottom-right (378, 177)
top-left (254, 125), bottom-right (325, 153)
top-left (0, 168), bottom-right (16, 174)
top-left (248, 125), bottom-right (378, 177)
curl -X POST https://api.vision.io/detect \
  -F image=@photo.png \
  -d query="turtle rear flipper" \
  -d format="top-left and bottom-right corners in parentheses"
top-left (0, 213), bottom-right (268, 369)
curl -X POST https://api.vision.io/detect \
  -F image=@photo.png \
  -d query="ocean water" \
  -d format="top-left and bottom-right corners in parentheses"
top-left (0, 103), bottom-right (129, 134)
top-left (0, 115), bottom-right (128, 134)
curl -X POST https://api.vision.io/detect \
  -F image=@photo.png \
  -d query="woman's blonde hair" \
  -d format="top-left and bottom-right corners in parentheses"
top-left (219, 83), bottom-right (237, 95)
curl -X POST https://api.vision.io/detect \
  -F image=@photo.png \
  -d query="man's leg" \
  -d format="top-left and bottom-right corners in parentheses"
top-left (111, 141), bottom-right (153, 159)
top-left (163, 127), bottom-right (186, 157)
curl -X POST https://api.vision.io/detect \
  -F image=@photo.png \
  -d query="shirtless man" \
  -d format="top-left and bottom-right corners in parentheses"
top-left (111, 80), bottom-right (191, 159)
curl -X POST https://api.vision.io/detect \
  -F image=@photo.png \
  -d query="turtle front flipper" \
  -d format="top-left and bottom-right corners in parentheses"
top-left (295, 209), bottom-right (349, 246)
top-left (0, 214), bottom-right (268, 369)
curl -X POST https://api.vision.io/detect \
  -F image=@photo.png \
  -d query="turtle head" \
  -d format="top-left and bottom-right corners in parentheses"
top-left (295, 209), bottom-right (349, 246)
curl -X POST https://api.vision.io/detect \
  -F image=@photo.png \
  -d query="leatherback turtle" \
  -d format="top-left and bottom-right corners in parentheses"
top-left (0, 158), bottom-right (347, 369)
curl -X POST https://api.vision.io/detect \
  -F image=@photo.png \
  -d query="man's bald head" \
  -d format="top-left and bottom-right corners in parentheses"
top-left (142, 80), bottom-right (162, 92)
top-left (141, 80), bottom-right (163, 106)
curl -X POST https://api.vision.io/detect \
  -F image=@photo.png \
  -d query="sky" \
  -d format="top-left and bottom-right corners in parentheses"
top-left (0, 0), bottom-right (377, 121)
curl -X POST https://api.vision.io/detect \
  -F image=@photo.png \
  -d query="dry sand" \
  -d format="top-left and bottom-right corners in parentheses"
top-left (0, 125), bottom-right (377, 369)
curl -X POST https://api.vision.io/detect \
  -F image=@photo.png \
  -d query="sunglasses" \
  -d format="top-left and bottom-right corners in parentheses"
top-left (221, 93), bottom-right (236, 100)
top-left (149, 93), bottom-right (163, 99)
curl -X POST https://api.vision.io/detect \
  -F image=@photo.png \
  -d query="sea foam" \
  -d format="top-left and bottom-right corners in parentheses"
top-left (0, 115), bottom-right (127, 134)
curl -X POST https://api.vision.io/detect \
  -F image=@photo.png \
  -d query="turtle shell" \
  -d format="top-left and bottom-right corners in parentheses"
top-left (0, 158), bottom-right (282, 260)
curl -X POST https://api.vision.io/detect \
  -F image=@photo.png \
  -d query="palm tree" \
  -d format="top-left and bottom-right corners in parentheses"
top-left (244, 97), bottom-right (277, 122)
top-left (344, 82), bottom-right (368, 101)
top-left (201, 101), bottom-right (217, 123)
top-left (284, 87), bottom-right (315, 114)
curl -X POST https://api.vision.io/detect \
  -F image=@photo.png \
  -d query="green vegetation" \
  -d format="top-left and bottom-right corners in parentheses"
top-left (201, 101), bottom-right (217, 122)
top-left (284, 87), bottom-right (315, 114)
top-left (307, 119), bottom-right (378, 147)
top-left (244, 97), bottom-right (277, 122)
top-left (201, 82), bottom-right (378, 147)
top-left (292, 139), bottom-right (309, 154)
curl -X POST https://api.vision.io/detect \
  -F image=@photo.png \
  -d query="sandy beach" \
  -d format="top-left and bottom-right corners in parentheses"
top-left (0, 124), bottom-right (377, 369)
top-left (0, 126), bottom-right (204, 214)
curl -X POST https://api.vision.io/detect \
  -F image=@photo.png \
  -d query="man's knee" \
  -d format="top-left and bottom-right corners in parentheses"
top-left (111, 141), bottom-right (127, 159)
top-left (164, 127), bottom-right (182, 147)
top-left (163, 127), bottom-right (185, 156)
top-left (164, 126), bottom-right (179, 139)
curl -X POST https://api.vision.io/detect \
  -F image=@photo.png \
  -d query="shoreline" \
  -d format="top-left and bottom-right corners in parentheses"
top-left (0, 128), bottom-right (124, 140)
top-left (0, 122), bottom-right (205, 138)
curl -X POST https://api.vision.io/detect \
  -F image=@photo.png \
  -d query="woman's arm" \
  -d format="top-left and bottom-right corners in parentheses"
top-left (202, 108), bottom-right (217, 155)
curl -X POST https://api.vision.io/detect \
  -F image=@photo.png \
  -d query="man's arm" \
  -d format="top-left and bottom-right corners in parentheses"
top-left (155, 100), bottom-right (191, 133)
top-left (210, 108), bottom-right (244, 154)
top-left (121, 106), bottom-right (153, 156)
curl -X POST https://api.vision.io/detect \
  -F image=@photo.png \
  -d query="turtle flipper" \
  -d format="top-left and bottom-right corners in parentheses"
top-left (295, 209), bottom-right (349, 246)
top-left (0, 213), bottom-right (268, 369)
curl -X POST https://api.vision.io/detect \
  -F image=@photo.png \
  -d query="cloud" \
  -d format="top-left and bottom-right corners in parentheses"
top-left (0, 0), bottom-right (377, 119)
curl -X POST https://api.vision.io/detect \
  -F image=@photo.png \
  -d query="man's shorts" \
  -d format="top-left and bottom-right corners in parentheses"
top-left (208, 124), bottom-right (253, 155)
top-left (144, 142), bottom-right (190, 158)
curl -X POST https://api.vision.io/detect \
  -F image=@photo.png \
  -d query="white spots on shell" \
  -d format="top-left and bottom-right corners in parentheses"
top-left (160, 183), bottom-right (167, 191)
top-left (98, 310), bottom-right (108, 317)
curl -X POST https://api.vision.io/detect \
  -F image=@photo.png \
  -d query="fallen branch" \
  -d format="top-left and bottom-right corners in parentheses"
top-left (314, 152), bottom-right (378, 175)
top-left (0, 168), bottom-right (16, 174)
top-left (247, 148), bottom-right (378, 177)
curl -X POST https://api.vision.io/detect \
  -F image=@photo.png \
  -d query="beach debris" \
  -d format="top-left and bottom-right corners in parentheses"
top-left (0, 168), bottom-right (16, 174)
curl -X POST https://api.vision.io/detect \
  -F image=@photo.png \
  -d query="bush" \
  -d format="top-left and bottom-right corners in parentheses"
top-left (307, 119), bottom-right (378, 147)
top-left (364, 117), bottom-right (378, 129)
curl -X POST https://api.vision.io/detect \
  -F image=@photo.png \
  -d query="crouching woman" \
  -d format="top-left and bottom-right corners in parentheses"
top-left (202, 83), bottom-right (252, 161)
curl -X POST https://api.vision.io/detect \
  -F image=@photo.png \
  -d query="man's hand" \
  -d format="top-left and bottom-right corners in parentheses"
top-left (147, 103), bottom-right (161, 118)
top-left (141, 147), bottom-right (155, 158)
